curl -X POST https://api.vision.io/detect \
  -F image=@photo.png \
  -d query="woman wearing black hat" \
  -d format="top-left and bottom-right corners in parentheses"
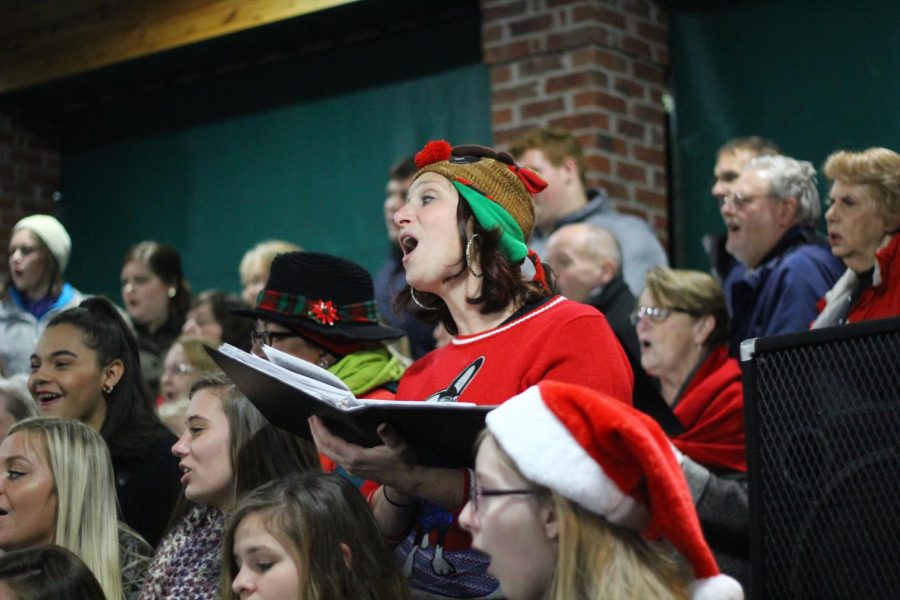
top-left (234, 251), bottom-right (407, 398)
top-left (311, 141), bottom-right (634, 600)
top-left (233, 251), bottom-right (407, 492)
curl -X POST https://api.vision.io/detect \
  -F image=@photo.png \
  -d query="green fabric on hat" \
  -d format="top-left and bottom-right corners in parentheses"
top-left (452, 181), bottom-right (528, 263)
top-left (329, 348), bottom-right (405, 397)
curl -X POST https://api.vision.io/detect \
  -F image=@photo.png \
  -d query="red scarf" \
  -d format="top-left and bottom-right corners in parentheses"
top-left (672, 345), bottom-right (746, 472)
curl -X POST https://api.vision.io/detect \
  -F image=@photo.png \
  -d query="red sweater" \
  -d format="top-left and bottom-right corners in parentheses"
top-left (390, 296), bottom-right (633, 600)
top-left (849, 233), bottom-right (900, 323)
top-left (397, 296), bottom-right (633, 406)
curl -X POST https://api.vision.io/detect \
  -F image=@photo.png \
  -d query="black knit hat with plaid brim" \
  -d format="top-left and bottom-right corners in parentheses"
top-left (231, 251), bottom-right (404, 342)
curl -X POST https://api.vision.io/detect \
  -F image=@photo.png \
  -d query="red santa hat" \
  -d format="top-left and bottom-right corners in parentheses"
top-left (485, 380), bottom-right (744, 600)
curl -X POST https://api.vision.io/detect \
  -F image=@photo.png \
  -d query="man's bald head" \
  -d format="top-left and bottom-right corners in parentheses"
top-left (546, 223), bottom-right (622, 302)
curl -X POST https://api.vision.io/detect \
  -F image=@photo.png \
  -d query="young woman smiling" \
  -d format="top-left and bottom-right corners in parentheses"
top-left (28, 297), bottom-right (181, 548)
top-left (311, 141), bottom-right (633, 599)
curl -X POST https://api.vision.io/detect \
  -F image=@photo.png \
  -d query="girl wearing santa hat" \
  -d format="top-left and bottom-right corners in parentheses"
top-left (459, 380), bottom-right (744, 600)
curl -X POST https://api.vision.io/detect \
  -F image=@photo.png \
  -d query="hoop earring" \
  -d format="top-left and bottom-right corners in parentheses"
top-left (465, 233), bottom-right (483, 278)
top-left (410, 288), bottom-right (439, 311)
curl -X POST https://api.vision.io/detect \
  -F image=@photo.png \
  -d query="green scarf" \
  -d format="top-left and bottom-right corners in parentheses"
top-left (329, 348), bottom-right (405, 397)
top-left (452, 181), bottom-right (528, 263)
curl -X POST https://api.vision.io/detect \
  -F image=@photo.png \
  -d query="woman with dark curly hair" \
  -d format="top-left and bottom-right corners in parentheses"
top-left (311, 140), bottom-right (633, 599)
top-left (28, 297), bottom-right (181, 548)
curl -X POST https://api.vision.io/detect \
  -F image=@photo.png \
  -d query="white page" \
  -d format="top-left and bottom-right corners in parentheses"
top-left (217, 344), bottom-right (357, 409)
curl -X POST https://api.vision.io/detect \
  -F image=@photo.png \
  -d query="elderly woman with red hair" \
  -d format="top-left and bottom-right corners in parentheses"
top-left (813, 147), bottom-right (900, 327)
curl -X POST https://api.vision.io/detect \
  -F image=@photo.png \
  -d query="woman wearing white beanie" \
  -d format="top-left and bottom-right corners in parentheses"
top-left (1, 214), bottom-right (84, 376)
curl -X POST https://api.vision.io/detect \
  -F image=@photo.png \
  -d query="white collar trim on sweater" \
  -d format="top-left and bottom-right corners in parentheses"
top-left (451, 296), bottom-right (566, 346)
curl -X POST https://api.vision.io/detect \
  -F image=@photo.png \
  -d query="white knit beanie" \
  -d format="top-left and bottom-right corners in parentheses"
top-left (13, 214), bottom-right (72, 272)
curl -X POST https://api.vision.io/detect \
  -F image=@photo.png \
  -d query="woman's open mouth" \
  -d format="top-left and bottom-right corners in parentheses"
top-left (35, 391), bottom-right (63, 409)
top-left (400, 235), bottom-right (419, 259)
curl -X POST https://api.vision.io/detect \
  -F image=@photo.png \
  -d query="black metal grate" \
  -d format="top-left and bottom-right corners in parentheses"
top-left (745, 320), bottom-right (900, 600)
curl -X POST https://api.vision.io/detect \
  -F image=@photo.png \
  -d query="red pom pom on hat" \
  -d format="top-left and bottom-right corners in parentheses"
top-left (415, 140), bottom-right (453, 169)
top-left (508, 164), bottom-right (548, 194)
top-left (486, 381), bottom-right (744, 600)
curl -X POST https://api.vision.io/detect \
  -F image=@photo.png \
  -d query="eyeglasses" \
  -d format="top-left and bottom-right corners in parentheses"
top-left (163, 363), bottom-right (196, 376)
top-left (469, 480), bottom-right (535, 515)
top-left (718, 191), bottom-right (768, 210)
top-left (629, 305), bottom-right (694, 326)
top-left (249, 330), bottom-right (305, 347)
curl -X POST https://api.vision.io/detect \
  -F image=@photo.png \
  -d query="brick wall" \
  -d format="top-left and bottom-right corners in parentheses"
top-left (482, 0), bottom-right (670, 245)
top-left (0, 112), bottom-right (60, 281)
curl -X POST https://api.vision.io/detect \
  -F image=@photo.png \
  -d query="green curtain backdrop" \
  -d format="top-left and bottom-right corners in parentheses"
top-left (61, 63), bottom-right (490, 298)
top-left (669, 0), bottom-right (900, 269)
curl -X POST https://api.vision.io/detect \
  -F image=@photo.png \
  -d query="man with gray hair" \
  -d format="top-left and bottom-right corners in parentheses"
top-left (721, 155), bottom-right (843, 356)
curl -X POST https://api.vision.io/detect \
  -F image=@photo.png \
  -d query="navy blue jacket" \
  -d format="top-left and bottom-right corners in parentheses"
top-left (726, 226), bottom-right (844, 357)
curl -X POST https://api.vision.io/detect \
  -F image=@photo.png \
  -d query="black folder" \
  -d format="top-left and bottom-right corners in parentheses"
top-left (208, 346), bottom-right (495, 468)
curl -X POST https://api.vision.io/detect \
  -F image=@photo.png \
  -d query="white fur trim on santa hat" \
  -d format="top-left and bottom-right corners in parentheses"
top-left (688, 574), bottom-right (744, 600)
top-left (486, 385), bottom-right (649, 530)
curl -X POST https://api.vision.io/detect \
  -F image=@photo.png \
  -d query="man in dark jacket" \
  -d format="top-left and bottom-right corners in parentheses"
top-left (545, 223), bottom-right (663, 414)
top-left (721, 155), bottom-right (844, 356)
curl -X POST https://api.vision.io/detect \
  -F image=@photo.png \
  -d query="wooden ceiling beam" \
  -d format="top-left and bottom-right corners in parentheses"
top-left (0, 0), bottom-right (358, 95)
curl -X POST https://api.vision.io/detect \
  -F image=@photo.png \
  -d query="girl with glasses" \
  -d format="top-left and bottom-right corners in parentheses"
top-left (458, 381), bottom-right (743, 600)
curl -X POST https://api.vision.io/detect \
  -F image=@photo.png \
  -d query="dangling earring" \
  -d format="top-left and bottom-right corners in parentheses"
top-left (410, 288), bottom-right (439, 311)
top-left (167, 287), bottom-right (177, 298)
top-left (465, 233), bottom-right (483, 278)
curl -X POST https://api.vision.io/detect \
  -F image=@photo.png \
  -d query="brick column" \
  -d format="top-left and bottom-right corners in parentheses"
top-left (0, 112), bottom-right (60, 274)
top-left (482, 0), bottom-right (670, 244)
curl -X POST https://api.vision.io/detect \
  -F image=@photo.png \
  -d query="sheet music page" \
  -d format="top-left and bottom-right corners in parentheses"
top-left (217, 344), bottom-right (357, 408)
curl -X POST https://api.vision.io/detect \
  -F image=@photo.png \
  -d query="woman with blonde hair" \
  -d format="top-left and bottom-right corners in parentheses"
top-left (238, 240), bottom-right (302, 306)
top-left (0, 376), bottom-right (38, 441)
top-left (223, 472), bottom-right (409, 600)
top-left (158, 334), bottom-right (222, 435)
top-left (814, 147), bottom-right (900, 326)
top-left (459, 381), bottom-right (743, 600)
top-left (0, 417), bottom-right (152, 600)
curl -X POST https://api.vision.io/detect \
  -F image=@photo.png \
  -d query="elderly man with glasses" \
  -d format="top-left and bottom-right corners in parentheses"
top-left (720, 155), bottom-right (843, 356)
